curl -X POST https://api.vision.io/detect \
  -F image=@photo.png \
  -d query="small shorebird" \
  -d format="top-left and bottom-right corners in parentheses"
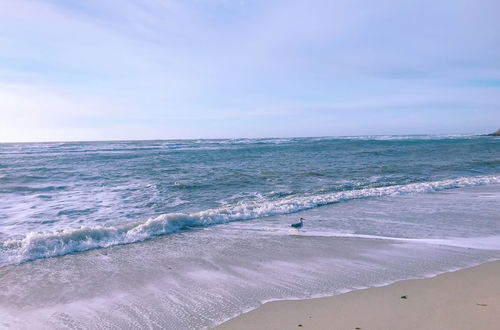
top-left (291, 218), bottom-right (304, 229)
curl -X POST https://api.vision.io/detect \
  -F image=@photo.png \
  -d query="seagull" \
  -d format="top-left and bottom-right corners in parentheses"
top-left (291, 218), bottom-right (304, 229)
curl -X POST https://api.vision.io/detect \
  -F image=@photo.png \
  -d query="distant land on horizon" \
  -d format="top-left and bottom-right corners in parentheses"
top-left (487, 128), bottom-right (500, 136)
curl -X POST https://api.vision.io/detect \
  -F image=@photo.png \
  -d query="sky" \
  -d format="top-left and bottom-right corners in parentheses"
top-left (0, 0), bottom-right (499, 142)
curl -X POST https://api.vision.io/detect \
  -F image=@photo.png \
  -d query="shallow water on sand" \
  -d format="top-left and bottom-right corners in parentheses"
top-left (0, 184), bottom-right (499, 329)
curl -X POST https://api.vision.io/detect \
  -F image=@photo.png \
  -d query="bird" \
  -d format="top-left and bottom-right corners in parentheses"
top-left (291, 218), bottom-right (304, 229)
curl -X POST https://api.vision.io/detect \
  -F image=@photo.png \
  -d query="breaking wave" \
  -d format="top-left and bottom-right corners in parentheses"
top-left (1, 175), bottom-right (499, 265)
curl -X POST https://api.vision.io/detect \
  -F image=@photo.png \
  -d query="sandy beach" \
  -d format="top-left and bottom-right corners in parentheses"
top-left (217, 260), bottom-right (500, 330)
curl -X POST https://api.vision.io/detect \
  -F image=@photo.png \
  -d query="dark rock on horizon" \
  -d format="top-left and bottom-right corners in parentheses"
top-left (487, 129), bottom-right (500, 136)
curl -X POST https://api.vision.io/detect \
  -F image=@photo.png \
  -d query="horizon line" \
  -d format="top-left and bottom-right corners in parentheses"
top-left (0, 132), bottom-right (493, 144)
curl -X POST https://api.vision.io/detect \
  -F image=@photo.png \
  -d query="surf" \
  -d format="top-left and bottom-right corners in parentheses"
top-left (1, 174), bottom-right (499, 266)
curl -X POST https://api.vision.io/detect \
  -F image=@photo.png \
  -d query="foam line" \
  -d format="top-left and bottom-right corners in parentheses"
top-left (1, 175), bottom-right (499, 265)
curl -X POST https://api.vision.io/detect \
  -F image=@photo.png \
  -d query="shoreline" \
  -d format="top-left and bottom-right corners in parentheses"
top-left (216, 260), bottom-right (500, 330)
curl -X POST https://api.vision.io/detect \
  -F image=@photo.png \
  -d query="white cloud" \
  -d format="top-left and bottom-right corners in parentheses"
top-left (0, 0), bottom-right (499, 141)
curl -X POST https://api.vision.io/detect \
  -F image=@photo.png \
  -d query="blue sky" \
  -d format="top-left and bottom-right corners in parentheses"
top-left (0, 0), bottom-right (499, 142)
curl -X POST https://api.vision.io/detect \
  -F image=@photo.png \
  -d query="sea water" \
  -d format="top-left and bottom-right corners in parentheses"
top-left (0, 136), bottom-right (499, 329)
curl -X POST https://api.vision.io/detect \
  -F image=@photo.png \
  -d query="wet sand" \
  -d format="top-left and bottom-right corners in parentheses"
top-left (217, 260), bottom-right (500, 330)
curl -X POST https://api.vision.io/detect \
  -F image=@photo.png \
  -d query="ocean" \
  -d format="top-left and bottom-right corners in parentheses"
top-left (0, 135), bottom-right (499, 329)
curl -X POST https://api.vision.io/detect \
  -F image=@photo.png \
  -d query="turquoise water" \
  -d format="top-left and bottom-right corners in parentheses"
top-left (0, 135), bottom-right (499, 264)
top-left (0, 135), bottom-right (499, 329)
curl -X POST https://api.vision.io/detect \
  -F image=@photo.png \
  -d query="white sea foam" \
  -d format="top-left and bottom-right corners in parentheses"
top-left (275, 231), bottom-right (500, 250)
top-left (1, 175), bottom-right (499, 265)
top-left (330, 134), bottom-right (480, 140)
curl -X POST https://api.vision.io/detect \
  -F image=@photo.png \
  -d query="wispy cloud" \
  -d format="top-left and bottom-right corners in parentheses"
top-left (0, 0), bottom-right (499, 141)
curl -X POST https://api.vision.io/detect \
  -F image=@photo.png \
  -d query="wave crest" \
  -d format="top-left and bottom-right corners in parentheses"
top-left (2, 175), bottom-right (499, 265)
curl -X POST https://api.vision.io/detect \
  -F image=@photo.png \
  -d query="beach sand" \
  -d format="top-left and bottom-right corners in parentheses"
top-left (217, 260), bottom-right (500, 330)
